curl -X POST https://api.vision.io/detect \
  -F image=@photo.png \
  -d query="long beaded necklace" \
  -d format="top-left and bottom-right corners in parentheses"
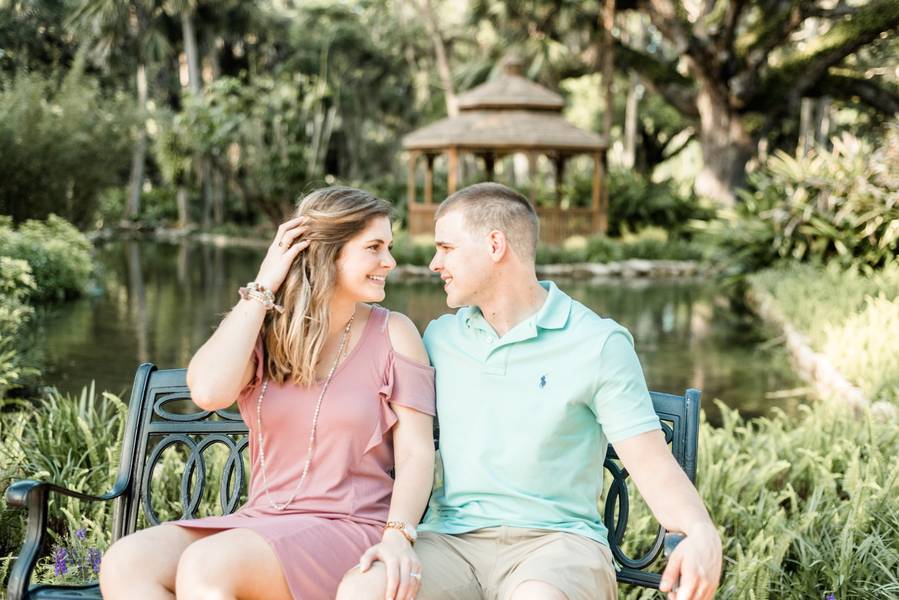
top-left (255, 312), bottom-right (355, 511)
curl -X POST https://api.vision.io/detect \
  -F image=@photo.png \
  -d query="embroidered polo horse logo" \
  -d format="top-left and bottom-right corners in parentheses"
top-left (538, 374), bottom-right (547, 389)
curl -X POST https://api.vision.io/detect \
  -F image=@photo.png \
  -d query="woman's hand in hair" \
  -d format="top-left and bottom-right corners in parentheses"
top-left (255, 216), bottom-right (311, 293)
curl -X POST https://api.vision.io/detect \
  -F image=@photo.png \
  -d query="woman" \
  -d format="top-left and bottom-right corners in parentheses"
top-left (99, 187), bottom-right (436, 600)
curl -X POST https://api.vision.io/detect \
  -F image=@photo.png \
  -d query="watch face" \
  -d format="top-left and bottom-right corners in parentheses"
top-left (405, 524), bottom-right (418, 541)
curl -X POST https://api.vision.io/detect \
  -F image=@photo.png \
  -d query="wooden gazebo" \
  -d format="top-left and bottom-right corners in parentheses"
top-left (402, 57), bottom-right (608, 243)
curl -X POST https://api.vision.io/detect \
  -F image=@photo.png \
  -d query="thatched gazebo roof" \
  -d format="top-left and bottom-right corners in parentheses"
top-left (401, 57), bottom-right (609, 243)
top-left (402, 110), bottom-right (605, 154)
top-left (403, 59), bottom-right (605, 154)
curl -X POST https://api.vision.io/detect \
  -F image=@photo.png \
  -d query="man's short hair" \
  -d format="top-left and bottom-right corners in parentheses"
top-left (435, 182), bottom-right (539, 261)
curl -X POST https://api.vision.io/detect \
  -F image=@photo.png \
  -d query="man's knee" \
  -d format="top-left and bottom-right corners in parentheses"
top-left (509, 580), bottom-right (568, 600)
top-left (336, 564), bottom-right (386, 600)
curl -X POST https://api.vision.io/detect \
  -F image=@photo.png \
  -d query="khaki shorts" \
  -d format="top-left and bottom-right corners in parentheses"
top-left (415, 527), bottom-right (617, 600)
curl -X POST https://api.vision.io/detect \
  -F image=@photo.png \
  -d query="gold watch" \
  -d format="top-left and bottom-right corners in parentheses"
top-left (384, 521), bottom-right (418, 544)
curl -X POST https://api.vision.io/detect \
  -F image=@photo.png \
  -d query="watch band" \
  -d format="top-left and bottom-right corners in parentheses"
top-left (384, 521), bottom-right (417, 544)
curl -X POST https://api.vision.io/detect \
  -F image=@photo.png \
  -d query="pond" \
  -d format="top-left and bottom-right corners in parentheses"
top-left (29, 239), bottom-right (806, 425)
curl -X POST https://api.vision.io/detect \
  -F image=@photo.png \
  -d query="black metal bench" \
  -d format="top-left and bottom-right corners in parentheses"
top-left (5, 363), bottom-right (701, 599)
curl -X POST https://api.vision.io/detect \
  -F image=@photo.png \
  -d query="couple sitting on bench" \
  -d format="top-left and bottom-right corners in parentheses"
top-left (99, 183), bottom-right (722, 600)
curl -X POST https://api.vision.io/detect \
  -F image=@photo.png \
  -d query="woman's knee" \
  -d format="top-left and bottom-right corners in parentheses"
top-left (336, 564), bottom-right (386, 600)
top-left (175, 539), bottom-right (225, 596)
top-left (99, 531), bottom-right (165, 592)
top-left (177, 529), bottom-right (292, 600)
top-left (100, 524), bottom-right (201, 597)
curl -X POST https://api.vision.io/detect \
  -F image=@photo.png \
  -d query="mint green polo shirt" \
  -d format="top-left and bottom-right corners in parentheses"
top-left (418, 281), bottom-right (661, 545)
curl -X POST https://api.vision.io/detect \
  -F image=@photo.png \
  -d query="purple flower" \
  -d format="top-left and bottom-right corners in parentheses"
top-left (88, 548), bottom-right (102, 574)
top-left (75, 528), bottom-right (87, 540)
top-left (53, 547), bottom-right (68, 577)
top-left (825, 594), bottom-right (836, 600)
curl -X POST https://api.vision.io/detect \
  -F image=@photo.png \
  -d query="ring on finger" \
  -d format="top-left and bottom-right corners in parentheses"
top-left (410, 572), bottom-right (422, 580)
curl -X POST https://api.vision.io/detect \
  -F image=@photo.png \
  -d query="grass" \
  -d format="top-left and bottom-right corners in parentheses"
top-left (749, 263), bottom-right (899, 403)
top-left (621, 401), bottom-right (899, 599)
top-left (2, 385), bottom-right (896, 597)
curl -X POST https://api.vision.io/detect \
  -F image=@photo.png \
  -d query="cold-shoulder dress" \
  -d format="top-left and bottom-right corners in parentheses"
top-left (172, 306), bottom-right (436, 600)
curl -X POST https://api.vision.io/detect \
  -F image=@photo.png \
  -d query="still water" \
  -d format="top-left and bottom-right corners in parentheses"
top-left (29, 239), bottom-right (805, 425)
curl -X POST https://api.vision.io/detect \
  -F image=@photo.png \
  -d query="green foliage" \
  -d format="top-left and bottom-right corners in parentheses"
top-left (390, 231), bottom-right (438, 267)
top-left (568, 169), bottom-right (712, 237)
top-left (0, 215), bottom-right (94, 302)
top-left (702, 128), bottom-right (899, 273)
top-left (0, 384), bottom-right (127, 585)
top-left (750, 263), bottom-right (899, 404)
top-left (537, 229), bottom-right (706, 264)
top-left (392, 227), bottom-right (706, 266)
top-left (617, 401), bottom-right (899, 600)
top-left (155, 74), bottom-right (337, 222)
top-left (0, 62), bottom-right (136, 228)
top-left (0, 256), bottom-right (37, 396)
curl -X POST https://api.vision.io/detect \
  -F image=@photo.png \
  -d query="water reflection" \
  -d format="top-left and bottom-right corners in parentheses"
top-left (31, 240), bottom-right (804, 425)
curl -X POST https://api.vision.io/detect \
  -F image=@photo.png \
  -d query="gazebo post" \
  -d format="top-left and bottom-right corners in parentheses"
top-left (483, 152), bottom-right (496, 181)
top-left (447, 147), bottom-right (459, 194)
top-left (527, 151), bottom-right (539, 204)
top-left (424, 154), bottom-right (435, 205)
top-left (407, 151), bottom-right (419, 209)
top-left (553, 155), bottom-right (567, 206)
top-left (592, 151), bottom-right (608, 233)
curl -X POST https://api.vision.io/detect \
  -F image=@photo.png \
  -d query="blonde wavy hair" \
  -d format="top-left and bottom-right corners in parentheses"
top-left (263, 186), bottom-right (393, 387)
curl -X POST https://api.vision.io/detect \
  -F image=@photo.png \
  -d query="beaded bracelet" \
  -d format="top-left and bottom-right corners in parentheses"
top-left (238, 282), bottom-right (284, 313)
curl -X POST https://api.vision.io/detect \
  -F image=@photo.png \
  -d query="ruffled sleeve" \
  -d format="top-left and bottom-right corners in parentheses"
top-left (364, 350), bottom-right (436, 454)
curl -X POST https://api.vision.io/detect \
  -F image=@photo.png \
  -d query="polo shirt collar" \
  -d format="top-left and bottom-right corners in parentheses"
top-left (462, 280), bottom-right (572, 334)
top-left (534, 281), bottom-right (572, 330)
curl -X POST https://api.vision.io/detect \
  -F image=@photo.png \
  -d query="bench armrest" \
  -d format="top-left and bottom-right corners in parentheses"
top-left (5, 478), bottom-right (124, 507)
top-left (5, 479), bottom-right (126, 600)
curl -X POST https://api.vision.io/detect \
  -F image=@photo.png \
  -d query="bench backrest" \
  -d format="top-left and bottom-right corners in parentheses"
top-left (112, 364), bottom-right (700, 586)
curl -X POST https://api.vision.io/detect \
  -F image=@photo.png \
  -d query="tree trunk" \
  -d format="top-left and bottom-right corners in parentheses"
top-left (599, 0), bottom-right (615, 219)
top-left (181, 11), bottom-right (201, 94)
top-left (181, 8), bottom-right (213, 226)
top-left (419, 0), bottom-right (458, 117)
top-left (815, 97), bottom-right (832, 148)
top-left (126, 62), bottom-right (149, 220)
top-left (622, 16), bottom-right (643, 170)
top-left (176, 186), bottom-right (189, 228)
top-left (623, 75), bottom-right (639, 169)
top-left (798, 97), bottom-right (815, 155)
top-left (207, 35), bottom-right (225, 225)
top-left (694, 88), bottom-right (753, 205)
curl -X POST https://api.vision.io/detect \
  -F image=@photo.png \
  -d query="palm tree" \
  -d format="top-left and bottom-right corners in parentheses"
top-left (69, 0), bottom-right (169, 221)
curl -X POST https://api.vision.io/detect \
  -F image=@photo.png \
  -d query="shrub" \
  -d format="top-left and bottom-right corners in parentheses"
top-left (0, 256), bottom-right (37, 396)
top-left (536, 230), bottom-right (706, 264)
top-left (622, 401), bottom-right (899, 599)
top-left (0, 63), bottom-right (135, 228)
top-left (701, 126), bottom-right (899, 273)
top-left (1, 384), bottom-right (126, 586)
top-left (0, 215), bottom-right (93, 302)
top-left (390, 231), bottom-right (436, 267)
top-left (749, 263), bottom-right (899, 404)
top-left (567, 169), bottom-right (713, 237)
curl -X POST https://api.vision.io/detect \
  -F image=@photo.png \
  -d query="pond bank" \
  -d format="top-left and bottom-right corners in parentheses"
top-left (89, 228), bottom-right (709, 281)
top-left (746, 265), bottom-right (899, 422)
top-left (747, 287), bottom-right (870, 412)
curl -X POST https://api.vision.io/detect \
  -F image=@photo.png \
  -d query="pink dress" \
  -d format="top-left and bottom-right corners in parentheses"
top-left (173, 306), bottom-right (436, 600)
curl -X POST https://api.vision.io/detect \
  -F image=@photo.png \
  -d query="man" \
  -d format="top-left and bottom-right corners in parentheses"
top-left (338, 183), bottom-right (721, 600)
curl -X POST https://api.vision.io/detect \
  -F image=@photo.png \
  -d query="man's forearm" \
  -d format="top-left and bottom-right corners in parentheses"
top-left (613, 429), bottom-right (714, 534)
